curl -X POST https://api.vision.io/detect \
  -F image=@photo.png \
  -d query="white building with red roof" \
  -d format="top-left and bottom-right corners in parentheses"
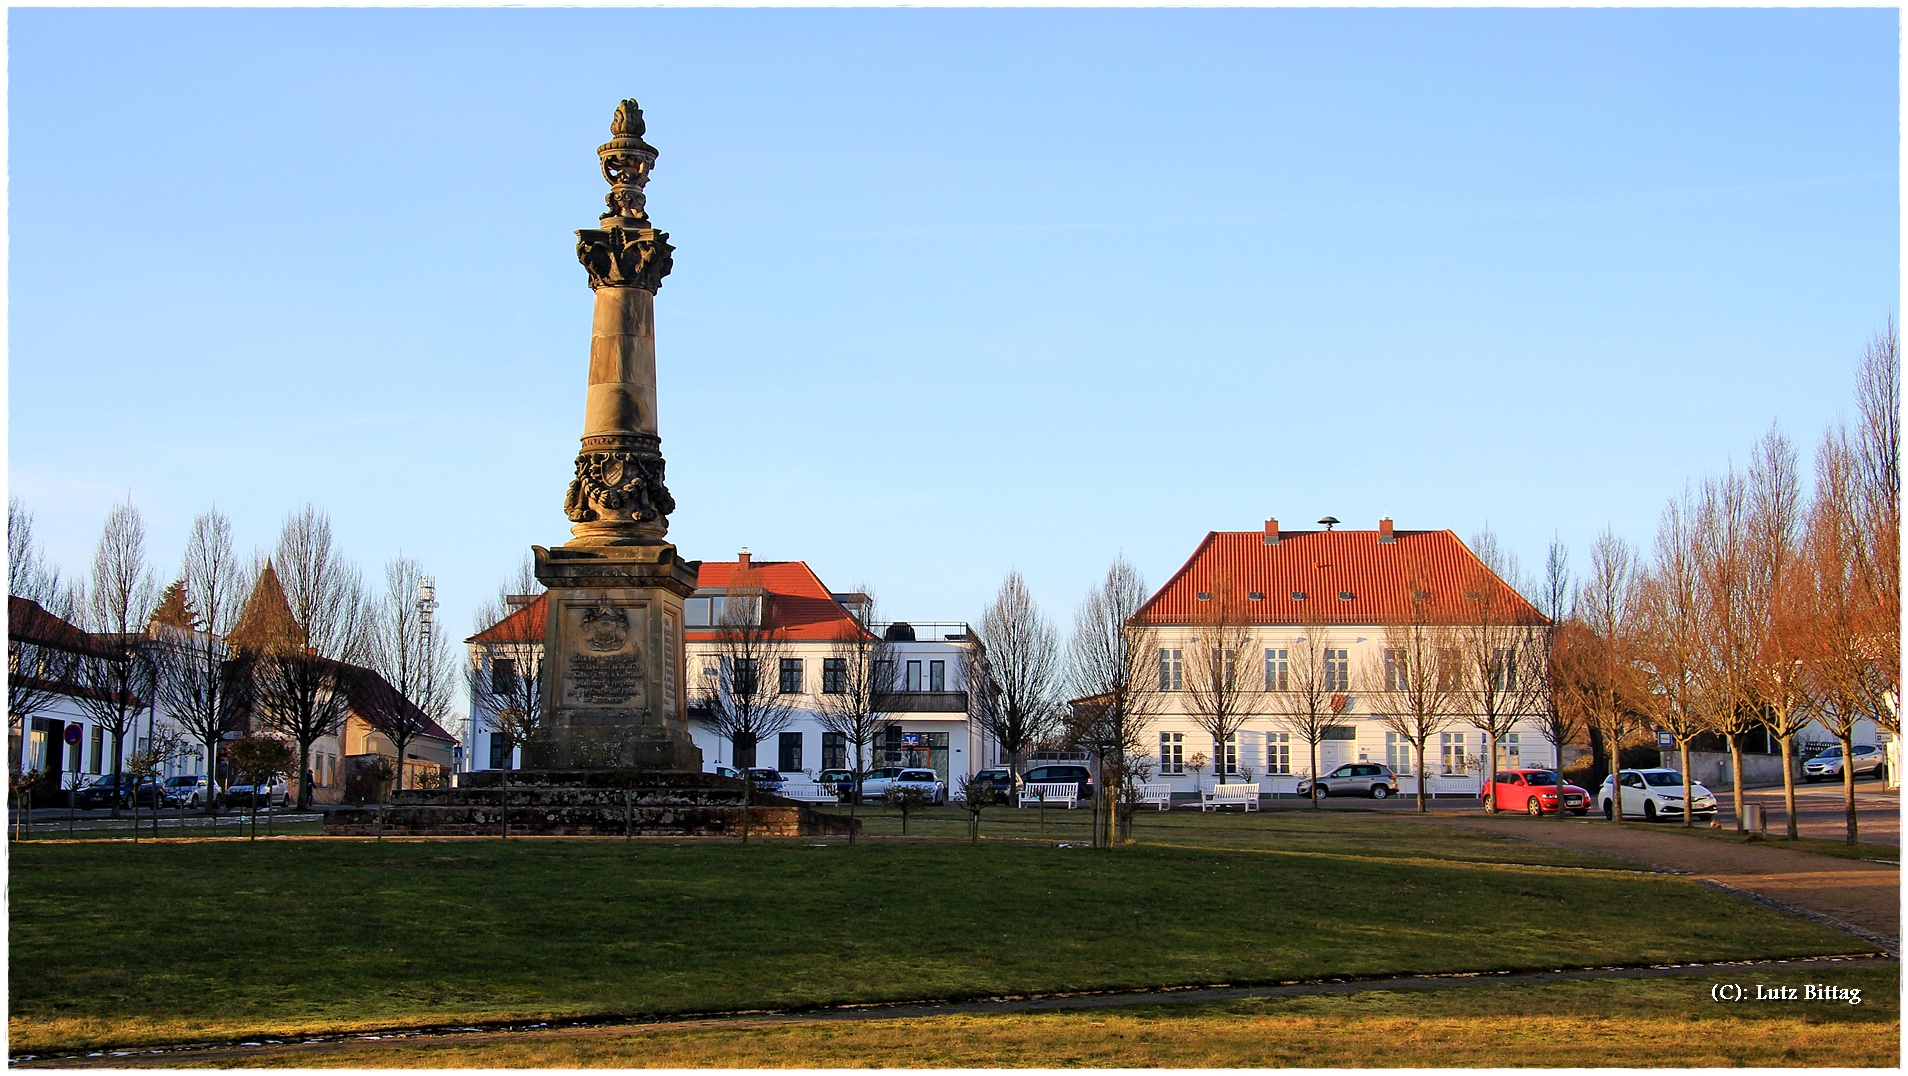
top-left (1131, 517), bottom-right (1554, 798)
top-left (466, 551), bottom-right (993, 785)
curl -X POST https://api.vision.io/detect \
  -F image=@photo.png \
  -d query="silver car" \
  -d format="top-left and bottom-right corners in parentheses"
top-left (1803, 744), bottom-right (1887, 782)
top-left (1296, 763), bottom-right (1401, 800)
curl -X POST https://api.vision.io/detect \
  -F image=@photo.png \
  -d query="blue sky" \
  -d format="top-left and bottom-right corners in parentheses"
top-left (9, 9), bottom-right (1899, 694)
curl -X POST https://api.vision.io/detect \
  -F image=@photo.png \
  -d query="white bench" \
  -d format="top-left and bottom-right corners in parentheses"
top-left (1137, 782), bottom-right (1175, 810)
top-left (779, 781), bottom-right (841, 804)
top-left (1018, 782), bottom-right (1080, 809)
top-left (1201, 782), bottom-right (1261, 812)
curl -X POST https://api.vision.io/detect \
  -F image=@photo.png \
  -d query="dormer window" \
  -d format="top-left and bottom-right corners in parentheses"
top-left (1247, 592), bottom-right (1264, 601)
top-left (1339, 592), bottom-right (1355, 601)
top-left (685, 588), bottom-right (764, 627)
top-left (1292, 591), bottom-right (1308, 601)
top-left (1196, 592), bottom-right (1212, 602)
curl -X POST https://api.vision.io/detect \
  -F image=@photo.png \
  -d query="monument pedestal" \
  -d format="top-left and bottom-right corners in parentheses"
top-left (526, 542), bottom-right (702, 772)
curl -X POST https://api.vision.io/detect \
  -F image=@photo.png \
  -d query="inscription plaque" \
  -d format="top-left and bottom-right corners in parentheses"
top-left (566, 651), bottom-right (643, 704)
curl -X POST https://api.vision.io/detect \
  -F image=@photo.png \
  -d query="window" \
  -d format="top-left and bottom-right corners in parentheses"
top-left (731, 658), bottom-right (759, 696)
top-left (929, 660), bottom-right (946, 691)
top-left (89, 727), bottom-right (103, 773)
top-left (1505, 732), bottom-right (1521, 768)
top-left (874, 660), bottom-right (895, 692)
top-left (1159, 732), bottom-right (1185, 774)
top-left (822, 658), bottom-right (847, 694)
top-left (490, 733), bottom-right (512, 770)
top-left (67, 736), bottom-right (82, 774)
top-left (906, 661), bottom-right (923, 691)
top-left (822, 732), bottom-right (847, 770)
top-left (1159, 649), bottom-right (1183, 691)
top-left (1492, 648), bottom-right (1518, 692)
top-left (491, 657), bottom-right (518, 694)
top-left (1437, 648), bottom-right (1462, 691)
top-left (1386, 732), bottom-right (1413, 775)
top-left (684, 593), bottom-right (763, 628)
top-left (1264, 649), bottom-right (1288, 691)
top-left (1325, 649), bottom-right (1350, 692)
top-left (1440, 732), bottom-right (1467, 776)
top-left (1220, 732), bottom-right (1238, 775)
top-left (1212, 648), bottom-right (1238, 689)
top-left (1384, 649), bottom-right (1407, 692)
top-left (1266, 732), bottom-right (1291, 774)
top-left (778, 731), bottom-right (803, 773)
top-left (779, 658), bottom-right (803, 694)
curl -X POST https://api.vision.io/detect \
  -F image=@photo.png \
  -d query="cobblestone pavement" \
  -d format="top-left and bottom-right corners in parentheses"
top-left (1441, 814), bottom-right (1900, 945)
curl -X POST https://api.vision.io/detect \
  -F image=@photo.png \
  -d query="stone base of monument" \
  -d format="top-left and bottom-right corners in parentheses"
top-left (321, 769), bottom-right (859, 839)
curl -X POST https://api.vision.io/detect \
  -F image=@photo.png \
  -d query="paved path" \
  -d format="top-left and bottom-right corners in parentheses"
top-left (15, 953), bottom-right (1894, 1069)
top-left (1714, 781), bottom-right (1899, 845)
top-left (1443, 816), bottom-right (1900, 947)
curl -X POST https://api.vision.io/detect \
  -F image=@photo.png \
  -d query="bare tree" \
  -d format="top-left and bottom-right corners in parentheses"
top-left (1271, 611), bottom-right (1349, 808)
top-left (1635, 490), bottom-right (1711, 827)
top-left (70, 499), bottom-right (159, 818)
top-left (1531, 540), bottom-right (1584, 794)
top-left (813, 615), bottom-right (895, 840)
top-left (1179, 577), bottom-right (1261, 790)
top-left (247, 505), bottom-right (366, 811)
top-left (1360, 563), bottom-right (1461, 812)
top-left (1798, 433), bottom-right (1878, 844)
top-left (1579, 528), bottom-right (1641, 821)
top-left (8, 499), bottom-right (81, 768)
top-left (150, 509), bottom-right (247, 814)
top-left (1849, 321), bottom-right (1900, 760)
top-left (364, 555), bottom-right (456, 791)
top-left (1456, 527), bottom-right (1542, 811)
top-left (467, 593), bottom-right (546, 840)
top-left (973, 571), bottom-right (1062, 774)
top-left (692, 567), bottom-right (799, 770)
top-left (469, 551), bottom-right (543, 647)
top-left (1746, 428), bottom-right (1816, 836)
top-left (1064, 556), bottom-right (1159, 846)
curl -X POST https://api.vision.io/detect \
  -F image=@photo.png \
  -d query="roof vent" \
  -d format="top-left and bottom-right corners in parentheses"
top-left (883, 621), bottom-right (917, 642)
top-left (1196, 592), bottom-right (1212, 602)
top-left (1291, 591), bottom-right (1308, 601)
top-left (1338, 591), bottom-right (1354, 601)
top-left (1247, 592), bottom-right (1264, 601)
top-left (1318, 516), bottom-right (1340, 530)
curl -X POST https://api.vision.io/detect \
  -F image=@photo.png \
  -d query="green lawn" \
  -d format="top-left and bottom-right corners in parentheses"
top-left (1611, 821), bottom-right (1901, 863)
top-left (7, 812), bottom-right (1870, 1055)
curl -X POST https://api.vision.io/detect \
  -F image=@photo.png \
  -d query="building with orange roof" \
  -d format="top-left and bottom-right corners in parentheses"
top-left (1131, 517), bottom-right (1557, 801)
top-left (465, 550), bottom-right (995, 787)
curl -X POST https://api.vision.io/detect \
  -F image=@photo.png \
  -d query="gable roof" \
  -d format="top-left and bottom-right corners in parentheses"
top-left (467, 595), bottom-right (547, 644)
top-left (7, 596), bottom-right (124, 659)
top-left (1131, 527), bottom-right (1545, 627)
top-left (335, 662), bottom-right (458, 743)
top-left (692, 559), bottom-right (872, 642)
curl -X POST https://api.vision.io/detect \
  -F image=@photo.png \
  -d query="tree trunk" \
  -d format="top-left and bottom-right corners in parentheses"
top-left (1309, 740), bottom-right (1319, 810)
top-left (1483, 732), bottom-right (1499, 813)
top-left (500, 765), bottom-right (509, 840)
top-left (1680, 741), bottom-right (1694, 829)
top-left (1780, 732), bottom-right (1798, 840)
top-left (1840, 731), bottom-right (1858, 845)
top-left (1414, 739), bottom-right (1428, 813)
top-left (108, 733), bottom-right (123, 819)
top-left (1607, 722), bottom-right (1623, 823)
top-left (1728, 733), bottom-right (1746, 834)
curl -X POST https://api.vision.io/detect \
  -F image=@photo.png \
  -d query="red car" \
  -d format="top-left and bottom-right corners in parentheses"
top-left (1484, 769), bottom-right (1590, 816)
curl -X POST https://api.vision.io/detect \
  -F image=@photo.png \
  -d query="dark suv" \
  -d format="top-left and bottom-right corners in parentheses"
top-left (969, 767), bottom-right (1021, 804)
top-left (1022, 764), bottom-right (1094, 802)
top-left (73, 773), bottom-right (161, 809)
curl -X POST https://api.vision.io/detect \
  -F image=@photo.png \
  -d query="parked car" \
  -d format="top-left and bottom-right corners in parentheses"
top-left (885, 768), bottom-right (947, 805)
top-left (744, 767), bottom-right (786, 795)
top-left (1296, 763), bottom-right (1400, 800)
top-left (159, 774), bottom-right (212, 808)
top-left (1484, 769), bottom-right (1590, 816)
top-left (223, 777), bottom-right (291, 809)
top-left (857, 767), bottom-right (911, 801)
top-left (1022, 764), bottom-right (1094, 802)
top-left (1803, 744), bottom-right (1888, 782)
top-left (72, 773), bottom-right (156, 810)
top-left (968, 766), bottom-right (1021, 805)
top-left (816, 768), bottom-right (857, 799)
top-left (1597, 769), bottom-right (1717, 822)
top-left (710, 764), bottom-right (742, 780)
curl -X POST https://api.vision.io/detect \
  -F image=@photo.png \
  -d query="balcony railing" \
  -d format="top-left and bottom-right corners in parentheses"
top-left (875, 690), bottom-right (969, 713)
top-left (872, 621), bottom-right (974, 642)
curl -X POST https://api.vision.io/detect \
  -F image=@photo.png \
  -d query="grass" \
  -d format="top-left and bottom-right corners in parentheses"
top-left (176, 966), bottom-right (1901, 1069)
top-left (1613, 821), bottom-right (1900, 863)
top-left (9, 809), bottom-right (1869, 1056)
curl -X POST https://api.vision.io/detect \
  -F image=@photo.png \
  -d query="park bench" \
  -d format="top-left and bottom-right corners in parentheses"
top-left (1137, 782), bottom-right (1175, 810)
top-left (779, 781), bottom-right (842, 804)
top-left (1018, 782), bottom-right (1080, 809)
top-left (1201, 782), bottom-right (1261, 812)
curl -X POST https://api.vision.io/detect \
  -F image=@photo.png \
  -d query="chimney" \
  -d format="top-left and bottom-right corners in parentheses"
top-left (1379, 517), bottom-right (1395, 543)
top-left (737, 547), bottom-right (751, 571)
top-left (1263, 519), bottom-right (1280, 546)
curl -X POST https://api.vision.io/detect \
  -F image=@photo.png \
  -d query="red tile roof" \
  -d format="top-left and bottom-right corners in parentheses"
top-left (1131, 528), bottom-right (1544, 626)
top-left (693, 560), bottom-right (872, 642)
top-left (465, 560), bottom-right (871, 646)
top-left (7, 596), bottom-right (124, 659)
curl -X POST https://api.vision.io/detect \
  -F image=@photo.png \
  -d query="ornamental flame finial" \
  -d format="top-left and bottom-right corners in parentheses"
top-left (598, 98), bottom-right (659, 223)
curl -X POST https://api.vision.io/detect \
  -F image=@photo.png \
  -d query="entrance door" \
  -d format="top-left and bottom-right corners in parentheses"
top-left (1317, 739), bottom-right (1352, 774)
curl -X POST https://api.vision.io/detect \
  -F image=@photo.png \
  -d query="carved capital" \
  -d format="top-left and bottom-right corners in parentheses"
top-left (575, 227), bottom-right (674, 292)
top-left (564, 449), bottom-right (675, 528)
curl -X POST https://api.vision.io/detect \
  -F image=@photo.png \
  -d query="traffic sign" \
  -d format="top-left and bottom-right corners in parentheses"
top-left (1656, 731), bottom-right (1674, 748)
top-left (63, 724), bottom-right (82, 746)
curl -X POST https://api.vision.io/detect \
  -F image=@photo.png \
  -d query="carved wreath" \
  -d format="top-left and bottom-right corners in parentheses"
top-left (564, 451), bottom-right (676, 523)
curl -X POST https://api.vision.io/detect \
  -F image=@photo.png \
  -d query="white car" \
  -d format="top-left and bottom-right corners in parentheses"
top-left (878, 768), bottom-right (947, 806)
top-left (223, 777), bottom-right (291, 809)
top-left (1597, 768), bottom-right (1717, 822)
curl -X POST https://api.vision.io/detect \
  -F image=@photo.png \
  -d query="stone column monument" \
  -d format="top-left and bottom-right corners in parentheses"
top-left (526, 99), bottom-right (702, 772)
